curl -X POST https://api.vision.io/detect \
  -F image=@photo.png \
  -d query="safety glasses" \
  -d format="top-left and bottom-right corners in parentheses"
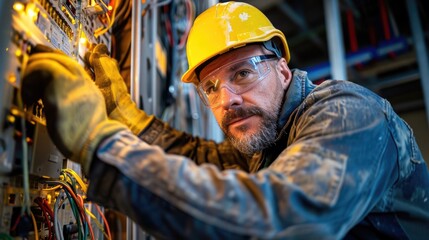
top-left (197, 54), bottom-right (278, 108)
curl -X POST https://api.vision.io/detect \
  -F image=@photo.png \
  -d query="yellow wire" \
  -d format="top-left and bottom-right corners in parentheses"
top-left (42, 185), bottom-right (62, 191)
top-left (64, 175), bottom-right (73, 187)
top-left (94, 13), bottom-right (111, 36)
top-left (94, 0), bottom-right (119, 37)
top-left (30, 211), bottom-right (39, 240)
top-left (62, 168), bottom-right (88, 192)
top-left (85, 207), bottom-right (97, 219)
top-left (85, 207), bottom-right (110, 239)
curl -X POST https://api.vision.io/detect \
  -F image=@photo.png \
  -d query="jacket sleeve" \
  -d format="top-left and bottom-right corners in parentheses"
top-left (87, 82), bottom-right (399, 239)
top-left (137, 117), bottom-right (248, 170)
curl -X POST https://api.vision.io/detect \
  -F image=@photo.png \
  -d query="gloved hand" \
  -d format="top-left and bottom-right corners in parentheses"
top-left (21, 45), bottom-right (127, 172)
top-left (86, 44), bottom-right (154, 135)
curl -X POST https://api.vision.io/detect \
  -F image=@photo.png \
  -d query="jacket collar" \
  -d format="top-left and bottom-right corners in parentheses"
top-left (278, 69), bottom-right (317, 127)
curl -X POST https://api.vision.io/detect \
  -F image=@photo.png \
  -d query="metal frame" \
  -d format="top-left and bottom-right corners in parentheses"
top-left (324, 0), bottom-right (347, 81)
top-left (406, 0), bottom-right (429, 126)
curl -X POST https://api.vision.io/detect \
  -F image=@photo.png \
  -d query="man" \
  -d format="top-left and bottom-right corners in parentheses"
top-left (21, 2), bottom-right (429, 239)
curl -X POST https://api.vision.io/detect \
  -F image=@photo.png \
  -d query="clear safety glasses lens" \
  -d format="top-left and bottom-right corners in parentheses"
top-left (197, 55), bottom-right (278, 108)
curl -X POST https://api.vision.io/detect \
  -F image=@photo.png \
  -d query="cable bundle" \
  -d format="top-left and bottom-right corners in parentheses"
top-left (40, 168), bottom-right (112, 240)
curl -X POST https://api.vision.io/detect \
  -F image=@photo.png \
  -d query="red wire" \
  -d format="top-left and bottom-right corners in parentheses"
top-left (77, 195), bottom-right (95, 240)
top-left (164, 5), bottom-right (173, 46)
top-left (95, 204), bottom-right (112, 240)
top-left (10, 215), bottom-right (21, 232)
top-left (35, 198), bottom-right (53, 240)
top-left (42, 199), bottom-right (55, 240)
top-left (178, 0), bottom-right (193, 49)
top-left (43, 207), bottom-right (52, 240)
top-left (50, 181), bottom-right (91, 239)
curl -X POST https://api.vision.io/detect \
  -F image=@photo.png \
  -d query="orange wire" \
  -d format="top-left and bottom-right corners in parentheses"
top-left (95, 204), bottom-right (112, 240)
top-left (77, 194), bottom-right (95, 240)
top-left (50, 181), bottom-right (93, 239)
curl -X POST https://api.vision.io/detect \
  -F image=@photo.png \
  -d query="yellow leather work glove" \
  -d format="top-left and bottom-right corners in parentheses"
top-left (21, 45), bottom-right (127, 172)
top-left (86, 44), bottom-right (154, 135)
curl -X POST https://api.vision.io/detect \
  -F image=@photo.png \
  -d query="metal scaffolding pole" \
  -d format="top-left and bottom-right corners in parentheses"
top-left (324, 0), bottom-right (347, 80)
top-left (128, 1), bottom-right (152, 239)
top-left (138, 0), bottom-right (160, 117)
top-left (150, 1), bottom-right (159, 117)
top-left (131, 0), bottom-right (142, 108)
top-left (406, 0), bottom-right (429, 126)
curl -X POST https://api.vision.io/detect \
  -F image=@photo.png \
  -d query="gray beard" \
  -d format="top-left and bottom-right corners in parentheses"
top-left (223, 106), bottom-right (279, 155)
top-left (228, 117), bottom-right (277, 155)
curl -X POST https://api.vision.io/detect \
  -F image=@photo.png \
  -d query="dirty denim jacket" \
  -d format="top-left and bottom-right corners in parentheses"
top-left (87, 69), bottom-right (429, 239)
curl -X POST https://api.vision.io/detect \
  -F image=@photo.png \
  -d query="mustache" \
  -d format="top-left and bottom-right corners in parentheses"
top-left (221, 107), bottom-right (263, 129)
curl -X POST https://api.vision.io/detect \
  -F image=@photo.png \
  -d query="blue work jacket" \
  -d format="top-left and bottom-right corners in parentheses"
top-left (87, 69), bottom-right (429, 239)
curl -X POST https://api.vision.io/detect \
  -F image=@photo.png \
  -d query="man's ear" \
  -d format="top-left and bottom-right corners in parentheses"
top-left (277, 58), bottom-right (292, 90)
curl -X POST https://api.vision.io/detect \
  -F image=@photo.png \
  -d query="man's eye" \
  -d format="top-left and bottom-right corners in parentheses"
top-left (233, 69), bottom-right (253, 84)
top-left (238, 70), bottom-right (250, 78)
top-left (204, 81), bottom-right (218, 94)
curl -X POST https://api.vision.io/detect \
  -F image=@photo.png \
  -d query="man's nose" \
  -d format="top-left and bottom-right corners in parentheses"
top-left (218, 85), bottom-right (243, 109)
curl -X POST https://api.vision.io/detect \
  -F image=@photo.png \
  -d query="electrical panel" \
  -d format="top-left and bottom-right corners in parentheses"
top-left (0, 0), bottom-right (114, 238)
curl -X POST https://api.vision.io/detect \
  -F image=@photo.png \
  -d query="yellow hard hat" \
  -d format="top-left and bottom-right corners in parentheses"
top-left (181, 1), bottom-right (290, 84)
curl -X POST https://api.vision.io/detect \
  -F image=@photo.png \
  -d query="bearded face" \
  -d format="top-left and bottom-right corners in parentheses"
top-left (221, 101), bottom-right (281, 155)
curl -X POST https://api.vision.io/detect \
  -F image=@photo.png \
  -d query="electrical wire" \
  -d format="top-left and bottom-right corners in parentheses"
top-left (10, 215), bottom-right (22, 233)
top-left (177, 0), bottom-right (194, 49)
top-left (63, 189), bottom-right (85, 240)
top-left (62, 168), bottom-right (88, 192)
top-left (97, 0), bottom-right (111, 11)
top-left (61, 168), bottom-right (111, 240)
top-left (163, 4), bottom-right (174, 46)
top-left (42, 198), bottom-right (55, 240)
top-left (158, 0), bottom-right (199, 128)
top-left (54, 190), bottom-right (65, 240)
top-left (85, 207), bottom-right (110, 240)
top-left (47, 181), bottom-right (84, 239)
top-left (13, 2), bottom-right (108, 240)
top-left (47, 180), bottom-right (95, 240)
top-left (42, 185), bottom-right (62, 191)
top-left (77, 195), bottom-right (95, 240)
top-left (95, 204), bottom-right (112, 240)
top-left (62, 184), bottom-right (86, 239)
top-left (61, 168), bottom-right (111, 239)
top-left (112, 0), bottom-right (132, 36)
top-left (34, 197), bottom-right (55, 240)
top-left (30, 211), bottom-right (39, 240)
top-left (94, 0), bottom-right (120, 37)
top-left (18, 53), bottom-right (31, 217)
